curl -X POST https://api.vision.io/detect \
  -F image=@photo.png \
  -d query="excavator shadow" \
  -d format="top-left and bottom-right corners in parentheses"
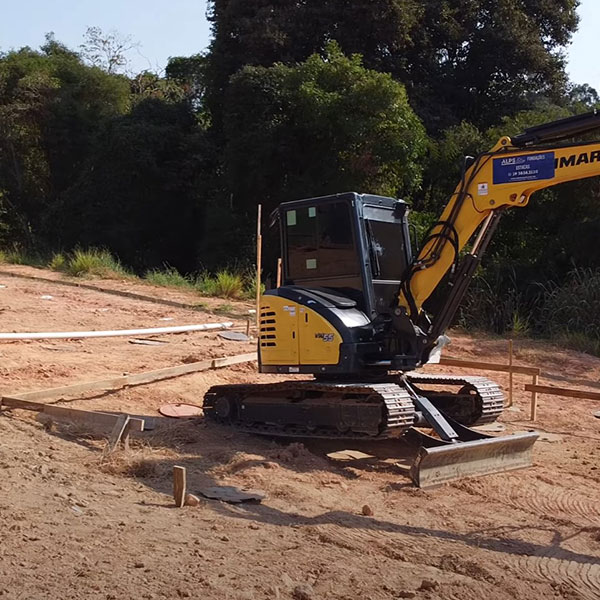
top-left (294, 436), bottom-right (416, 480)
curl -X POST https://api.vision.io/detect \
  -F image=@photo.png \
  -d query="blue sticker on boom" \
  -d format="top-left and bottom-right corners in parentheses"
top-left (493, 151), bottom-right (555, 184)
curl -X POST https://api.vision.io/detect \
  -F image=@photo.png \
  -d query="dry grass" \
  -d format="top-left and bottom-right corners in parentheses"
top-left (99, 448), bottom-right (171, 479)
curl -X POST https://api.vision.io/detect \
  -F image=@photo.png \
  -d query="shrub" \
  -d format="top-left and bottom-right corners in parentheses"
top-left (243, 269), bottom-right (265, 300)
top-left (198, 269), bottom-right (245, 299)
top-left (213, 270), bottom-right (245, 299)
top-left (458, 275), bottom-right (534, 336)
top-left (145, 267), bottom-right (193, 289)
top-left (540, 268), bottom-right (600, 353)
top-left (48, 252), bottom-right (67, 272)
top-left (65, 248), bottom-right (130, 278)
top-left (0, 246), bottom-right (44, 267)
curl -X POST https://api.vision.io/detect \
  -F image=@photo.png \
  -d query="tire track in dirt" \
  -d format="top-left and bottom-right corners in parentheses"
top-left (307, 522), bottom-right (498, 581)
top-left (454, 476), bottom-right (600, 526)
top-left (498, 477), bottom-right (600, 525)
top-left (306, 515), bottom-right (600, 599)
top-left (516, 544), bottom-right (600, 600)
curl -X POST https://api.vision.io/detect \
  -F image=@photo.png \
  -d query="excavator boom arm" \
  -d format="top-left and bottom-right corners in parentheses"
top-left (399, 112), bottom-right (600, 320)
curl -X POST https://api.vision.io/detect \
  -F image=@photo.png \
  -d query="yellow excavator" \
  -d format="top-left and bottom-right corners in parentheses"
top-left (205, 111), bottom-right (600, 487)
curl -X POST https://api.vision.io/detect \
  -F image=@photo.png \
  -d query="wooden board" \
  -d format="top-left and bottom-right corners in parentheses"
top-left (524, 383), bottom-right (600, 402)
top-left (125, 360), bottom-right (213, 386)
top-left (4, 352), bottom-right (258, 404)
top-left (9, 376), bottom-right (129, 402)
top-left (440, 356), bottom-right (540, 376)
top-left (1, 396), bottom-right (144, 432)
top-left (212, 352), bottom-right (257, 369)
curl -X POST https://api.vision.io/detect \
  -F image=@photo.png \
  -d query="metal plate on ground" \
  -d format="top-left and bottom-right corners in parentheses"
top-left (158, 403), bottom-right (203, 418)
top-left (218, 331), bottom-right (250, 342)
top-left (198, 485), bottom-right (265, 503)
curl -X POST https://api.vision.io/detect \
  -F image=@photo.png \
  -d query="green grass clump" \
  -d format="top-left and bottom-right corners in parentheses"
top-left (145, 267), bottom-right (194, 289)
top-left (65, 248), bottom-right (131, 278)
top-left (243, 270), bottom-right (265, 300)
top-left (198, 270), bottom-right (245, 299)
top-left (214, 302), bottom-right (235, 314)
top-left (48, 252), bottom-right (67, 272)
top-left (0, 246), bottom-right (45, 267)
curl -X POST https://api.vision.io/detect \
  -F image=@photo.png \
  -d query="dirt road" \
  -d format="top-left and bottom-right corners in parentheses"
top-left (0, 265), bottom-right (598, 599)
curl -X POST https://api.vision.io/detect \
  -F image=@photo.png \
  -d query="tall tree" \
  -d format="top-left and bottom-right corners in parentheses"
top-left (0, 37), bottom-right (129, 246)
top-left (57, 98), bottom-right (212, 272)
top-left (79, 27), bottom-right (139, 75)
top-left (205, 0), bottom-right (579, 133)
top-left (203, 43), bottom-right (427, 266)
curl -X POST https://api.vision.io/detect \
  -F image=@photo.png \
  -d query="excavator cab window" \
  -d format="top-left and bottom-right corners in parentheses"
top-left (363, 202), bottom-right (412, 314)
top-left (285, 201), bottom-right (359, 280)
top-left (280, 193), bottom-right (412, 317)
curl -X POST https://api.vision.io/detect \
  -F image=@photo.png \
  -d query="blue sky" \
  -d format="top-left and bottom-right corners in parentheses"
top-left (0, 0), bottom-right (212, 73)
top-left (1, 0), bottom-right (598, 90)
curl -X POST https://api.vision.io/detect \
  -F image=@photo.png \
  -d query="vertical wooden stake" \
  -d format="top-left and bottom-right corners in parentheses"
top-left (530, 373), bottom-right (538, 421)
top-left (256, 204), bottom-right (262, 328)
top-left (173, 465), bottom-right (187, 508)
top-left (245, 318), bottom-right (250, 337)
top-left (276, 257), bottom-right (282, 288)
top-left (107, 414), bottom-right (129, 454)
top-left (508, 339), bottom-right (514, 407)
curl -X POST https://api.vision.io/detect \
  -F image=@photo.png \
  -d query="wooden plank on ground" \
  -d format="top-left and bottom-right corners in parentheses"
top-left (1, 396), bottom-right (144, 432)
top-left (212, 352), bottom-right (258, 369)
top-left (440, 356), bottom-right (540, 376)
top-left (4, 352), bottom-right (258, 404)
top-left (11, 376), bottom-right (129, 402)
top-left (1, 397), bottom-right (47, 411)
top-left (524, 383), bottom-right (600, 402)
top-left (125, 360), bottom-right (213, 386)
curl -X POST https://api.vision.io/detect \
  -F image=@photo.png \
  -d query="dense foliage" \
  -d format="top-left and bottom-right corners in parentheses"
top-left (1, 3), bottom-right (600, 350)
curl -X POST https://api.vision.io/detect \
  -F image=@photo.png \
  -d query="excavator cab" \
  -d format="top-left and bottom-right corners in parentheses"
top-left (259, 193), bottom-right (427, 375)
top-left (278, 192), bottom-right (412, 319)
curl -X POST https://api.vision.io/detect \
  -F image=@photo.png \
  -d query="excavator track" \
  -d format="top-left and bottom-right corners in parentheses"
top-left (406, 373), bottom-right (504, 426)
top-left (203, 381), bottom-right (415, 439)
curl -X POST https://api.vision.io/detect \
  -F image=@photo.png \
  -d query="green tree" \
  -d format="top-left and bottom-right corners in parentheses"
top-left (204, 43), bottom-right (427, 265)
top-left (0, 37), bottom-right (129, 246)
top-left (205, 0), bottom-right (579, 133)
top-left (57, 98), bottom-right (213, 272)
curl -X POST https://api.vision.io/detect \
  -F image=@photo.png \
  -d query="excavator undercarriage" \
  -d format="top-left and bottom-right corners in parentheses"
top-left (204, 374), bottom-right (538, 487)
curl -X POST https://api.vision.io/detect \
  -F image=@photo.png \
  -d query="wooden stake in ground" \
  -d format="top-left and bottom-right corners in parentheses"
top-left (530, 374), bottom-right (539, 421)
top-left (173, 466), bottom-right (187, 508)
top-left (508, 339), bottom-right (514, 407)
top-left (256, 204), bottom-right (262, 328)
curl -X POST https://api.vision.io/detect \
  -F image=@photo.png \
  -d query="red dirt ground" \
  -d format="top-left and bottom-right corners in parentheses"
top-left (0, 265), bottom-right (598, 600)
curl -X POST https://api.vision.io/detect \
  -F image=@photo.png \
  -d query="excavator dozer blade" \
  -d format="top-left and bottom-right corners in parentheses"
top-left (409, 431), bottom-right (539, 488)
